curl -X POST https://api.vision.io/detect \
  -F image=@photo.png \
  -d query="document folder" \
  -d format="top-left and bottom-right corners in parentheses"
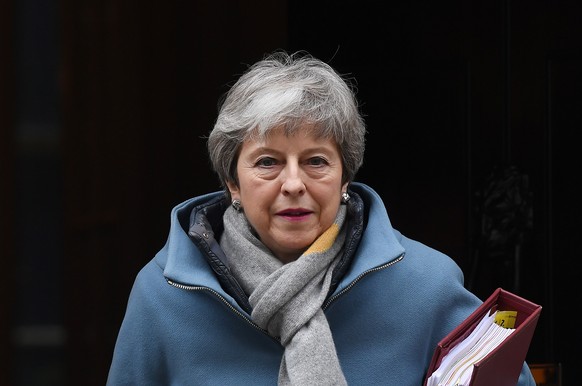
top-left (424, 287), bottom-right (542, 386)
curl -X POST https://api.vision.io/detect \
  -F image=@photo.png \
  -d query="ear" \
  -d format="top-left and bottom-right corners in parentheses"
top-left (341, 181), bottom-right (349, 194)
top-left (226, 180), bottom-right (240, 200)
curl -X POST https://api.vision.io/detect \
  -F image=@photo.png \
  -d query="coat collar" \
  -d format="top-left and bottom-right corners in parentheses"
top-left (159, 183), bottom-right (405, 309)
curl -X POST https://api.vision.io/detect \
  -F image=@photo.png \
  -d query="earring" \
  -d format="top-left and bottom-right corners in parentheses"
top-left (232, 199), bottom-right (242, 211)
top-left (341, 192), bottom-right (351, 204)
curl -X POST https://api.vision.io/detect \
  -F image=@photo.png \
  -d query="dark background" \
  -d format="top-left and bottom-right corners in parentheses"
top-left (1, 1), bottom-right (580, 385)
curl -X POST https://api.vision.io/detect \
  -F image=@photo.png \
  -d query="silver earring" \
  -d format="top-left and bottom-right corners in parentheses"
top-left (232, 199), bottom-right (242, 211)
top-left (341, 192), bottom-right (351, 204)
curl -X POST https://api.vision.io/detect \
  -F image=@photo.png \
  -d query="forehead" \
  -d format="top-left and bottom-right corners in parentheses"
top-left (248, 120), bottom-right (335, 140)
top-left (241, 125), bottom-right (338, 152)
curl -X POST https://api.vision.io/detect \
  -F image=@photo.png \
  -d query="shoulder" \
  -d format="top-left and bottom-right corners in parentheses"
top-left (344, 182), bottom-right (465, 291)
top-left (126, 257), bottom-right (171, 312)
top-left (398, 232), bottom-right (463, 278)
top-left (382, 231), bottom-right (467, 306)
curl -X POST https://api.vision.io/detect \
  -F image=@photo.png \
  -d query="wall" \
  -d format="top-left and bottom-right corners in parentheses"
top-left (2, 1), bottom-right (581, 385)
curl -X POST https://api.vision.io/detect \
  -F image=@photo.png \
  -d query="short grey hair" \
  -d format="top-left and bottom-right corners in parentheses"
top-left (207, 50), bottom-right (366, 195)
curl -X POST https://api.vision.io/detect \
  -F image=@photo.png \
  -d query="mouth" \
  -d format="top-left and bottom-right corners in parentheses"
top-left (276, 208), bottom-right (312, 219)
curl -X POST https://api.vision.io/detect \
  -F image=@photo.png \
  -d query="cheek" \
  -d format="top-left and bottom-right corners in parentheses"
top-left (316, 189), bottom-right (340, 216)
top-left (325, 198), bottom-right (342, 220)
top-left (239, 185), bottom-right (274, 222)
top-left (240, 183), bottom-right (271, 204)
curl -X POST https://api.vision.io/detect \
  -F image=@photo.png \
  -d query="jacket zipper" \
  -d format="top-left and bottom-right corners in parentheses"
top-left (323, 253), bottom-right (405, 310)
top-left (166, 279), bottom-right (278, 341)
top-left (167, 252), bottom-right (404, 335)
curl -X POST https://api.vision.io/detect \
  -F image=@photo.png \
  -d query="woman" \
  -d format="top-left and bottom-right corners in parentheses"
top-left (107, 51), bottom-right (535, 385)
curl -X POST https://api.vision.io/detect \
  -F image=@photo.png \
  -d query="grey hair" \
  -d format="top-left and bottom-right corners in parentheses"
top-left (207, 50), bottom-right (366, 195)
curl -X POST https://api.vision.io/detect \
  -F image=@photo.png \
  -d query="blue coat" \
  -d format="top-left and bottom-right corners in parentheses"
top-left (107, 182), bottom-right (536, 385)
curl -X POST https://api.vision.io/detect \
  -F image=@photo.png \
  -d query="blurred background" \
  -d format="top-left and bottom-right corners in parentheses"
top-left (1, 0), bottom-right (581, 385)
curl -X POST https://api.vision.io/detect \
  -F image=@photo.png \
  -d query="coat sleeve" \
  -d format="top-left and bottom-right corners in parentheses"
top-left (517, 364), bottom-right (537, 386)
top-left (400, 234), bottom-right (537, 386)
top-left (106, 260), bottom-right (169, 386)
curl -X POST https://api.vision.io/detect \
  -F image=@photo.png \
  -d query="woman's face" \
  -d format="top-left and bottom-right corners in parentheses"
top-left (227, 126), bottom-right (348, 263)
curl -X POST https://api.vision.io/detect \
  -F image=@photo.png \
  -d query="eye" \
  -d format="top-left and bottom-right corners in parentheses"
top-left (307, 156), bottom-right (328, 166)
top-left (255, 157), bottom-right (277, 167)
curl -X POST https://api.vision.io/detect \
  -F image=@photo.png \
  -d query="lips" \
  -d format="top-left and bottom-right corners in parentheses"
top-left (276, 208), bottom-right (312, 217)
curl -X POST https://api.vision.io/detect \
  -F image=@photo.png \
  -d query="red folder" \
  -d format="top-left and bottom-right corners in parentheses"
top-left (424, 287), bottom-right (542, 386)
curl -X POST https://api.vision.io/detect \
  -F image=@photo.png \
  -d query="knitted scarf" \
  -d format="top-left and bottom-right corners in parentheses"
top-left (221, 204), bottom-right (349, 386)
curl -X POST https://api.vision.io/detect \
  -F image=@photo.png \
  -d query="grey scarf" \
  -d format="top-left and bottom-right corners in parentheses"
top-left (221, 205), bottom-right (349, 386)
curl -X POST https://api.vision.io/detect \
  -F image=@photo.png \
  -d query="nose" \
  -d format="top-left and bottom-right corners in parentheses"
top-left (280, 162), bottom-right (306, 196)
